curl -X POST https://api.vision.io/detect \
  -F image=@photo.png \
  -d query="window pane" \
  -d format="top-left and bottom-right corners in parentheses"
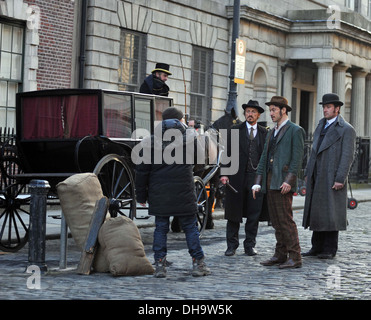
top-left (0, 107), bottom-right (6, 127)
top-left (0, 52), bottom-right (11, 78)
top-left (0, 81), bottom-right (7, 106)
top-left (7, 82), bottom-right (17, 107)
top-left (191, 46), bottom-right (213, 126)
top-left (11, 54), bottom-right (22, 80)
top-left (122, 34), bottom-right (133, 58)
top-left (103, 93), bottom-right (132, 138)
top-left (12, 27), bottom-right (23, 54)
top-left (134, 98), bottom-right (152, 138)
top-left (1, 24), bottom-right (12, 51)
top-left (200, 51), bottom-right (207, 72)
top-left (133, 36), bottom-right (140, 59)
top-left (191, 71), bottom-right (199, 92)
top-left (119, 29), bottom-right (146, 91)
top-left (7, 108), bottom-right (15, 128)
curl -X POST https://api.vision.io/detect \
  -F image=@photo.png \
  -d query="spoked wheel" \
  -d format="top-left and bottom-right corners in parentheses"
top-left (93, 154), bottom-right (136, 219)
top-left (194, 176), bottom-right (208, 237)
top-left (0, 157), bottom-right (30, 252)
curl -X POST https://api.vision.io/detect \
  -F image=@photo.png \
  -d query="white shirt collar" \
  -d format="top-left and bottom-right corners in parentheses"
top-left (326, 116), bottom-right (337, 126)
top-left (274, 119), bottom-right (289, 136)
top-left (246, 122), bottom-right (257, 130)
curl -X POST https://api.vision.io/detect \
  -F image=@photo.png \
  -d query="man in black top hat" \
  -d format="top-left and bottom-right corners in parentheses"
top-left (140, 63), bottom-right (172, 96)
top-left (302, 93), bottom-right (356, 259)
top-left (220, 100), bottom-right (268, 256)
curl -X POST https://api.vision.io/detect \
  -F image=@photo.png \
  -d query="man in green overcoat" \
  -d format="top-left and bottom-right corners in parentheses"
top-left (252, 96), bottom-right (305, 269)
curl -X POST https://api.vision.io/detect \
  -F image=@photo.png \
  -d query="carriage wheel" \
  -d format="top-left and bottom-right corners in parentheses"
top-left (0, 157), bottom-right (30, 252)
top-left (194, 176), bottom-right (208, 237)
top-left (93, 154), bottom-right (136, 219)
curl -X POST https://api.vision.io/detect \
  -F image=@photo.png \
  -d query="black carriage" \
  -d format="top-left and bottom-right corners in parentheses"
top-left (0, 89), bottom-right (220, 252)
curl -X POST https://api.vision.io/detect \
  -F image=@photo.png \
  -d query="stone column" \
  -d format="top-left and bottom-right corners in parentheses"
top-left (283, 65), bottom-right (294, 119)
top-left (314, 60), bottom-right (335, 125)
top-left (365, 73), bottom-right (371, 137)
top-left (350, 69), bottom-right (367, 137)
top-left (333, 64), bottom-right (350, 104)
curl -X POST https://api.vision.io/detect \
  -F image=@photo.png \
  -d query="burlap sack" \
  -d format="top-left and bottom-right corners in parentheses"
top-left (98, 216), bottom-right (154, 276)
top-left (56, 173), bottom-right (109, 272)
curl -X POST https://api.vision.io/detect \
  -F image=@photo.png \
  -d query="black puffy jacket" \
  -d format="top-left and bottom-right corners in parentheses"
top-left (135, 119), bottom-right (200, 216)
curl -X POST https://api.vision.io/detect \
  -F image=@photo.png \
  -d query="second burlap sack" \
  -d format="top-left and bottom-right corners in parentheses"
top-left (98, 215), bottom-right (154, 276)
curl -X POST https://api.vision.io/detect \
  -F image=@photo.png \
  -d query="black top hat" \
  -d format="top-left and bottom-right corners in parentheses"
top-left (152, 63), bottom-right (172, 75)
top-left (242, 100), bottom-right (265, 113)
top-left (319, 93), bottom-right (343, 106)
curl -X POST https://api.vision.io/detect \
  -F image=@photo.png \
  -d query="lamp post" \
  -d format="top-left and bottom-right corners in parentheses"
top-left (226, 0), bottom-right (240, 116)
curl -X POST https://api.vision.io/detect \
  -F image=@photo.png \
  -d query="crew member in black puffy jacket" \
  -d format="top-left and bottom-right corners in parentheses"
top-left (134, 107), bottom-right (210, 278)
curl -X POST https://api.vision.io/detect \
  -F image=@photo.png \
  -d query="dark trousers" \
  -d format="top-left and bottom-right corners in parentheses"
top-left (226, 219), bottom-right (259, 250)
top-left (311, 231), bottom-right (339, 255)
top-left (153, 215), bottom-right (204, 261)
top-left (266, 174), bottom-right (301, 262)
top-left (226, 172), bottom-right (262, 250)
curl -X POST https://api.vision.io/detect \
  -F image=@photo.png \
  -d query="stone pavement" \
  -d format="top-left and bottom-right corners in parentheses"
top-left (0, 187), bottom-right (370, 303)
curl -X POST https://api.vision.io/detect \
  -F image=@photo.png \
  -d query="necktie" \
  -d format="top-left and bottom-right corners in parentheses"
top-left (324, 122), bottom-right (330, 129)
top-left (249, 127), bottom-right (254, 140)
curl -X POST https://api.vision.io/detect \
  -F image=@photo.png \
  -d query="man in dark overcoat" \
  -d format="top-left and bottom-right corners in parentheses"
top-left (139, 63), bottom-right (171, 96)
top-left (220, 100), bottom-right (268, 256)
top-left (302, 93), bottom-right (356, 259)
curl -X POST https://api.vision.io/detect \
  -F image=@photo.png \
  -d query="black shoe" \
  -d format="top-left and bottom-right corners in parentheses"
top-left (301, 249), bottom-right (318, 257)
top-left (205, 219), bottom-right (214, 229)
top-left (224, 248), bottom-right (236, 256)
top-left (317, 252), bottom-right (335, 259)
top-left (244, 247), bottom-right (257, 256)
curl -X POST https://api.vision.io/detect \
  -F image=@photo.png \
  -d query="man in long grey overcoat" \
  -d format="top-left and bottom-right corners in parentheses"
top-left (302, 93), bottom-right (356, 259)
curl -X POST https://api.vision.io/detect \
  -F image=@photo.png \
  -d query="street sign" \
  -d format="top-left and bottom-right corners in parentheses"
top-left (234, 38), bottom-right (246, 84)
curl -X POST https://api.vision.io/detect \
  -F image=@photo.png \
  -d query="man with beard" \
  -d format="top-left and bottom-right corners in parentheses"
top-left (220, 100), bottom-right (268, 256)
top-left (140, 63), bottom-right (171, 96)
top-left (252, 96), bottom-right (305, 269)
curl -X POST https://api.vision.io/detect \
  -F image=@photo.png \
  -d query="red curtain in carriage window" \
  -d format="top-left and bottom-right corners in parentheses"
top-left (22, 96), bottom-right (64, 139)
top-left (63, 95), bottom-right (98, 138)
top-left (22, 95), bottom-right (99, 139)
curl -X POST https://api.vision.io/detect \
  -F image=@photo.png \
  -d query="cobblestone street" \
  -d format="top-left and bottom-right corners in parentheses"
top-left (1, 199), bottom-right (370, 302)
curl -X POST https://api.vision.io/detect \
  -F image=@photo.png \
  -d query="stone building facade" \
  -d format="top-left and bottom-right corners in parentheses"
top-left (0, 0), bottom-right (76, 128)
top-left (1, 0), bottom-right (370, 137)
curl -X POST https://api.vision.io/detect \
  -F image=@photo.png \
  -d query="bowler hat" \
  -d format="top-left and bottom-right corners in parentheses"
top-left (265, 96), bottom-right (292, 111)
top-left (319, 93), bottom-right (343, 106)
top-left (242, 100), bottom-right (265, 113)
top-left (152, 63), bottom-right (172, 75)
top-left (162, 107), bottom-right (183, 120)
